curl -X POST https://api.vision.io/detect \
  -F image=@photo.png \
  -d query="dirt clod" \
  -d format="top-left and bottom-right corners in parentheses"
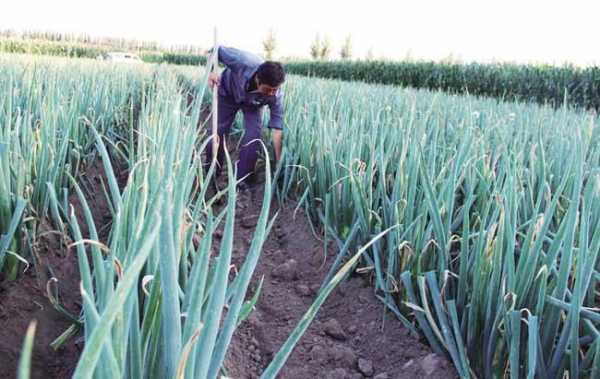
top-left (330, 344), bottom-right (357, 367)
top-left (295, 284), bottom-right (311, 297)
top-left (309, 344), bottom-right (329, 364)
top-left (327, 368), bottom-right (349, 379)
top-left (324, 318), bottom-right (347, 341)
top-left (271, 259), bottom-right (298, 281)
top-left (247, 312), bottom-right (261, 327)
top-left (274, 225), bottom-right (286, 239)
top-left (241, 215), bottom-right (260, 229)
top-left (358, 358), bottom-right (374, 377)
top-left (403, 359), bottom-right (415, 369)
top-left (420, 353), bottom-right (443, 376)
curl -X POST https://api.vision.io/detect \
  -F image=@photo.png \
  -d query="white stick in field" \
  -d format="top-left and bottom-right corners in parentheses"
top-left (211, 27), bottom-right (219, 164)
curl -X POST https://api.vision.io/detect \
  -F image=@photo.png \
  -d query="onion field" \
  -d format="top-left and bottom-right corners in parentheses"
top-left (1, 53), bottom-right (599, 378)
top-left (278, 78), bottom-right (600, 378)
top-left (1, 55), bottom-right (278, 379)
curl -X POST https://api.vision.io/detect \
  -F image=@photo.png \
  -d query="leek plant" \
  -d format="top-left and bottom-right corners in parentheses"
top-left (279, 76), bottom-right (600, 378)
top-left (7, 54), bottom-right (329, 379)
top-left (9, 52), bottom-right (600, 378)
top-left (0, 55), bottom-right (151, 277)
top-left (44, 64), bottom-right (276, 379)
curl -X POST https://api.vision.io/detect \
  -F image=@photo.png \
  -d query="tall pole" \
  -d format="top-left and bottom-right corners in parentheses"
top-left (211, 27), bottom-right (219, 164)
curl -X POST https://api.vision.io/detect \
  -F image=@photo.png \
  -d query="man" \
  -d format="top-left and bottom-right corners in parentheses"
top-left (206, 46), bottom-right (285, 191)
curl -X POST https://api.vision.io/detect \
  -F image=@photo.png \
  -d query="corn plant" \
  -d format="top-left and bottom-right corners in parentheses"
top-left (285, 60), bottom-right (600, 111)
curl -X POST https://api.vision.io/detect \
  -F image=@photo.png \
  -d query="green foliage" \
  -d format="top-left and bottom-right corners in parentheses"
top-left (284, 60), bottom-right (600, 110)
top-left (0, 38), bottom-right (206, 66)
top-left (277, 76), bottom-right (600, 377)
top-left (339, 35), bottom-right (352, 60)
top-left (0, 55), bottom-right (151, 277)
top-left (7, 49), bottom-right (600, 379)
top-left (0, 38), bottom-right (104, 58)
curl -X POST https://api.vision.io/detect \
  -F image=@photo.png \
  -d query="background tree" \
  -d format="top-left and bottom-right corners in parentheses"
top-left (310, 34), bottom-right (321, 60)
top-left (320, 35), bottom-right (332, 60)
top-left (262, 29), bottom-right (277, 60)
top-left (340, 35), bottom-right (352, 60)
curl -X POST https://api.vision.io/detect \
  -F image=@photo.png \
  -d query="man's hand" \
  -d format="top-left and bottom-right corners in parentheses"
top-left (272, 129), bottom-right (283, 163)
top-left (208, 72), bottom-right (220, 89)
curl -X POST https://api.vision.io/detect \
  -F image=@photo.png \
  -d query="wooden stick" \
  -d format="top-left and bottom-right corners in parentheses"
top-left (211, 27), bottom-right (219, 164)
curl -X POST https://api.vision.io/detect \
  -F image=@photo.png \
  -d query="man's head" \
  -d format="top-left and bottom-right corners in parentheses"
top-left (255, 61), bottom-right (285, 96)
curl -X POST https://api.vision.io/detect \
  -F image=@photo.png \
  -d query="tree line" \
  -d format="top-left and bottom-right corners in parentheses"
top-left (262, 29), bottom-right (373, 61)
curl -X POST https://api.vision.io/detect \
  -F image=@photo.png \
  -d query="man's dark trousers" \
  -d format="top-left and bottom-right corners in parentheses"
top-left (206, 94), bottom-right (263, 184)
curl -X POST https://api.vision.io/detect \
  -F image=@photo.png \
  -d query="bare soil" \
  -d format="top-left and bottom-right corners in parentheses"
top-left (0, 149), bottom-right (456, 378)
top-left (0, 159), bottom-right (121, 379)
top-left (222, 183), bottom-right (456, 379)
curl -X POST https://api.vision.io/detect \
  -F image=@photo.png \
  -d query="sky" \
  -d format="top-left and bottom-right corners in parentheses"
top-left (2, 0), bottom-right (599, 65)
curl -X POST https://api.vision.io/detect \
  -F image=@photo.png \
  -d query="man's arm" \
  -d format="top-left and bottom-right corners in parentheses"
top-left (268, 93), bottom-right (284, 163)
top-left (207, 46), bottom-right (243, 88)
top-left (206, 46), bottom-right (243, 69)
top-left (272, 129), bottom-right (283, 163)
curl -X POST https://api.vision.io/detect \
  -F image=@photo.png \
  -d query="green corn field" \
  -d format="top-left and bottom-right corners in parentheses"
top-left (285, 60), bottom-right (600, 111)
top-left (1, 50), bottom-right (599, 379)
top-left (0, 38), bottom-right (207, 66)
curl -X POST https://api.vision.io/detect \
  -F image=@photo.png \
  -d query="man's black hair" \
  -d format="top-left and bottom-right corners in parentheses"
top-left (256, 61), bottom-right (285, 87)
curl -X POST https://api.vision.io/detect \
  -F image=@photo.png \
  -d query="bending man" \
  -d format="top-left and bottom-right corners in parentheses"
top-left (206, 46), bottom-right (285, 190)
